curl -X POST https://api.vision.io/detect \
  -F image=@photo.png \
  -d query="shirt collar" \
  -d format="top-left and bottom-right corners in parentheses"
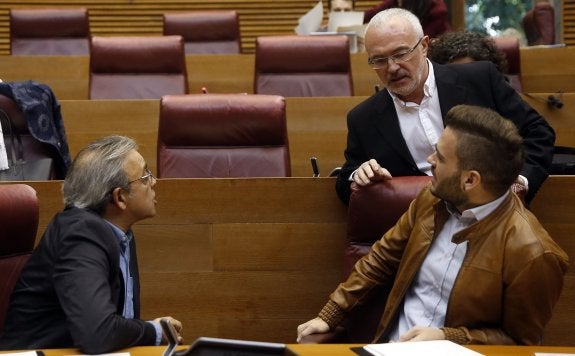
top-left (104, 220), bottom-right (132, 246)
top-left (444, 190), bottom-right (510, 225)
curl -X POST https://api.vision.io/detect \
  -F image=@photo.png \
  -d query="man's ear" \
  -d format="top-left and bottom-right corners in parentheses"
top-left (462, 170), bottom-right (481, 191)
top-left (110, 187), bottom-right (128, 210)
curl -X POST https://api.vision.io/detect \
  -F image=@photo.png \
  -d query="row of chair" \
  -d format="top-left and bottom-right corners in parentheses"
top-left (0, 92), bottom-right (292, 178)
top-left (88, 34), bottom-right (353, 99)
top-left (10, 8), bottom-right (241, 55)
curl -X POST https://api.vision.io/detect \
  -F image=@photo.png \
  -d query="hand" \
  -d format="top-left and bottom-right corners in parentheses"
top-left (398, 326), bottom-right (445, 342)
top-left (154, 316), bottom-right (184, 344)
top-left (511, 176), bottom-right (528, 198)
top-left (353, 159), bottom-right (392, 186)
top-left (296, 317), bottom-right (330, 343)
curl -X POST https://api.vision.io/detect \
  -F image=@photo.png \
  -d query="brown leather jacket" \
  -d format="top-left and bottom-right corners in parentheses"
top-left (319, 187), bottom-right (569, 345)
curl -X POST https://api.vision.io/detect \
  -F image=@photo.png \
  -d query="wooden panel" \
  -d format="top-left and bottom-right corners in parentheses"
top-left (2, 50), bottom-right (575, 99)
top-left (1, 175), bottom-right (573, 344)
top-left (0, 0), bottom-right (383, 55)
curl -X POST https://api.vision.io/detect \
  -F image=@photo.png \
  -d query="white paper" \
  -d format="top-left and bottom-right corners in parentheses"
top-left (364, 340), bottom-right (485, 356)
top-left (0, 352), bottom-right (39, 356)
top-left (67, 353), bottom-right (131, 356)
top-left (535, 354), bottom-right (575, 356)
top-left (295, 0), bottom-right (323, 35)
top-left (327, 11), bottom-right (364, 33)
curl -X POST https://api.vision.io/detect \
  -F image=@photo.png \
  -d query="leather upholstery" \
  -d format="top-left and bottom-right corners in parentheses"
top-left (523, 2), bottom-right (556, 46)
top-left (0, 184), bottom-right (38, 332)
top-left (300, 176), bottom-right (432, 344)
top-left (0, 94), bottom-right (58, 177)
top-left (89, 36), bottom-right (188, 99)
top-left (492, 36), bottom-right (522, 92)
top-left (158, 94), bottom-right (290, 178)
top-left (254, 35), bottom-right (353, 97)
top-left (163, 11), bottom-right (241, 54)
top-left (10, 8), bottom-right (90, 55)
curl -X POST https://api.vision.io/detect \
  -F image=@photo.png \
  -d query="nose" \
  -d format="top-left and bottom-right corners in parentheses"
top-left (427, 152), bottom-right (436, 165)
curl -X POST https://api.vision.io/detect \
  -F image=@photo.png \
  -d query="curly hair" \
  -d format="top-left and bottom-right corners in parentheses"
top-left (428, 31), bottom-right (508, 74)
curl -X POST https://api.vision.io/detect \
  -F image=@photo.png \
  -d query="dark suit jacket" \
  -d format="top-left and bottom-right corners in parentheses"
top-left (336, 61), bottom-right (555, 204)
top-left (0, 208), bottom-right (157, 354)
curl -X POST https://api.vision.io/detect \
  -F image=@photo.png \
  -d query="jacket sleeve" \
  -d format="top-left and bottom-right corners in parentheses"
top-left (53, 219), bottom-right (158, 354)
top-left (318, 192), bottom-right (419, 328)
top-left (444, 251), bottom-right (568, 345)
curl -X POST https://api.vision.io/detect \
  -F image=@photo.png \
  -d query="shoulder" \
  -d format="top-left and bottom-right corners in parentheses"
top-left (48, 208), bottom-right (116, 246)
top-left (348, 90), bottom-right (390, 119)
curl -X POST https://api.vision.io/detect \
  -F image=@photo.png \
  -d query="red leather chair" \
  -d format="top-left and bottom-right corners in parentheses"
top-left (157, 94), bottom-right (290, 178)
top-left (89, 36), bottom-right (188, 99)
top-left (301, 176), bottom-right (432, 344)
top-left (493, 36), bottom-right (522, 92)
top-left (10, 8), bottom-right (90, 55)
top-left (0, 184), bottom-right (38, 332)
top-left (254, 35), bottom-right (353, 97)
top-left (522, 2), bottom-right (556, 46)
top-left (163, 11), bottom-right (241, 54)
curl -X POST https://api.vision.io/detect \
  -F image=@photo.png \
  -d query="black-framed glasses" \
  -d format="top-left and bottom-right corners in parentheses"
top-left (127, 167), bottom-right (156, 186)
top-left (368, 37), bottom-right (423, 69)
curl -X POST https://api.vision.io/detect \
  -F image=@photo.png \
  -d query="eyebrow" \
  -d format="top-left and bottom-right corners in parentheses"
top-left (434, 144), bottom-right (445, 162)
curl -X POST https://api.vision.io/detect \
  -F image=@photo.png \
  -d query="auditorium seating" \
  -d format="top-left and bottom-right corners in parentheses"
top-left (523, 2), bottom-right (556, 46)
top-left (157, 94), bottom-right (290, 177)
top-left (163, 11), bottom-right (241, 54)
top-left (254, 35), bottom-right (353, 97)
top-left (89, 36), bottom-right (188, 99)
top-left (0, 184), bottom-right (39, 332)
top-left (10, 8), bottom-right (90, 55)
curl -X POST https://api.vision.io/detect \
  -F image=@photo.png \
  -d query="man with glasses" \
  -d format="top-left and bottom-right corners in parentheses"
top-left (335, 8), bottom-right (554, 206)
top-left (0, 136), bottom-right (183, 353)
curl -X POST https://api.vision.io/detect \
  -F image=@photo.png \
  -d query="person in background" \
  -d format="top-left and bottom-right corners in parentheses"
top-left (428, 31), bottom-right (508, 73)
top-left (329, 0), bottom-right (355, 12)
top-left (363, 0), bottom-right (451, 38)
top-left (299, 104), bottom-right (569, 345)
top-left (335, 8), bottom-right (554, 205)
top-left (0, 135), bottom-right (183, 354)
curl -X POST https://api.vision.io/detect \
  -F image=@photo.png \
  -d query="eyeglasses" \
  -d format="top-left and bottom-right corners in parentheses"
top-left (127, 167), bottom-right (156, 186)
top-left (368, 37), bottom-right (423, 69)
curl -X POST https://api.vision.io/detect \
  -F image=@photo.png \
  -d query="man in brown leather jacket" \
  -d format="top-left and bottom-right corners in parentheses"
top-left (298, 105), bottom-right (569, 345)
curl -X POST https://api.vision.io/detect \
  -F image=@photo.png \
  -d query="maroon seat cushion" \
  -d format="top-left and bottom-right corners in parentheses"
top-left (10, 8), bottom-right (90, 55)
top-left (158, 94), bottom-right (290, 178)
top-left (163, 11), bottom-right (241, 54)
top-left (89, 36), bottom-right (188, 99)
top-left (254, 35), bottom-right (353, 97)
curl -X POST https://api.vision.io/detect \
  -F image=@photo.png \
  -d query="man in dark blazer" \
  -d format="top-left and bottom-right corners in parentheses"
top-left (0, 136), bottom-right (183, 354)
top-left (336, 8), bottom-right (554, 205)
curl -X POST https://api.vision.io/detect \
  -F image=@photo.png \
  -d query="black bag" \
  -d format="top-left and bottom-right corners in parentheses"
top-left (0, 109), bottom-right (53, 181)
top-left (550, 146), bottom-right (575, 175)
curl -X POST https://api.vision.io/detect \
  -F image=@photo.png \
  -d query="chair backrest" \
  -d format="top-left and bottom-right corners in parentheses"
top-left (522, 2), bottom-right (556, 46)
top-left (10, 8), bottom-right (90, 55)
top-left (163, 11), bottom-right (241, 54)
top-left (0, 94), bottom-right (58, 179)
top-left (254, 35), bottom-right (353, 97)
top-left (341, 176), bottom-right (432, 342)
top-left (493, 36), bottom-right (522, 92)
top-left (157, 94), bottom-right (290, 178)
top-left (89, 36), bottom-right (188, 99)
top-left (0, 184), bottom-right (38, 332)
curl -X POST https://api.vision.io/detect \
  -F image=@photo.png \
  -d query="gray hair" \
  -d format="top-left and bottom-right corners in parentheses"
top-left (366, 8), bottom-right (424, 39)
top-left (62, 135), bottom-right (138, 215)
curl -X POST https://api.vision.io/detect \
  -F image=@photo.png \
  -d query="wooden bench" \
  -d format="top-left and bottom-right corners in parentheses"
top-left (55, 95), bottom-right (575, 178)
top-left (4, 175), bottom-right (573, 345)
top-left (1, 48), bottom-right (575, 98)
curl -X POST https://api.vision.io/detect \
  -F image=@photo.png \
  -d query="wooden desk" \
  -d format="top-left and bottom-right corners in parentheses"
top-left (57, 94), bottom-right (575, 178)
top-left (7, 344), bottom-right (575, 355)
top-left (1, 49), bottom-right (575, 99)
top-left (4, 176), bottom-right (573, 345)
